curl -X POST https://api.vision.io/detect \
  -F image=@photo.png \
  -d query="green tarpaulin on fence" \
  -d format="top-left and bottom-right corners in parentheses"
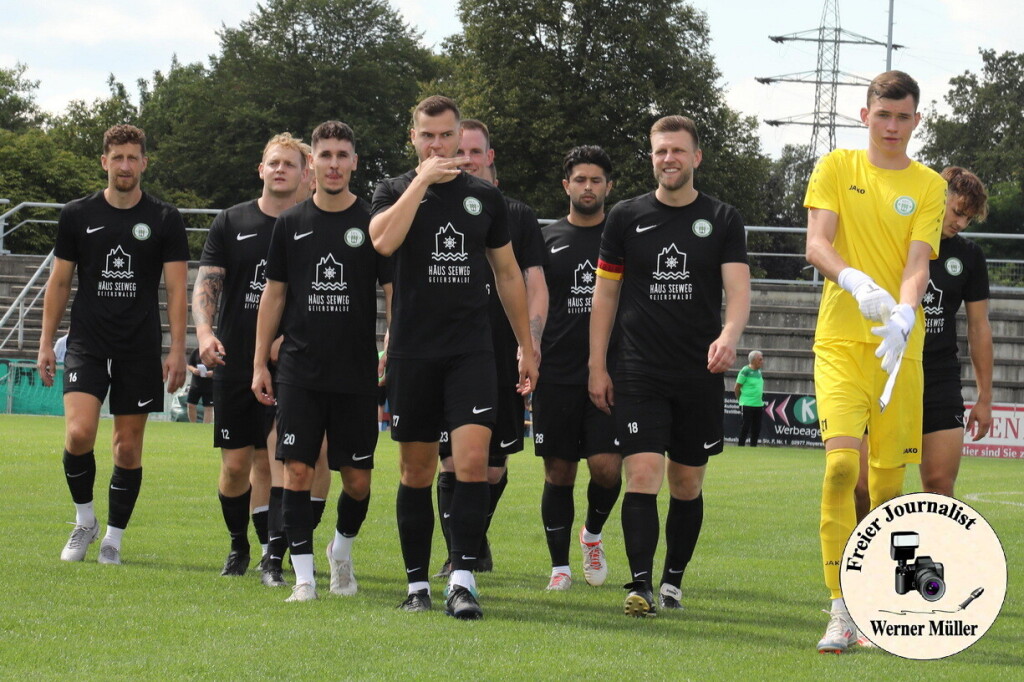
top-left (0, 359), bottom-right (64, 415)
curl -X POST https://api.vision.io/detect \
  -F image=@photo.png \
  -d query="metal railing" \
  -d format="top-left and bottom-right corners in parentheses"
top-left (0, 250), bottom-right (55, 351)
top-left (3, 201), bottom-right (1024, 353)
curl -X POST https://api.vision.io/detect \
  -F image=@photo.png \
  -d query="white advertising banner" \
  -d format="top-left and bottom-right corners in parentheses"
top-left (962, 403), bottom-right (1024, 460)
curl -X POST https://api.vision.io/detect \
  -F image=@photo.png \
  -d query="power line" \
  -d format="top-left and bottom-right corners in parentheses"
top-left (756, 0), bottom-right (902, 158)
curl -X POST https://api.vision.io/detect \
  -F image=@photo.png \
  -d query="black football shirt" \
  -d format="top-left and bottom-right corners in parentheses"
top-left (370, 170), bottom-right (510, 359)
top-left (265, 197), bottom-right (392, 395)
top-left (922, 234), bottom-right (989, 373)
top-left (199, 199), bottom-right (275, 383)
top-left (488, 195), bottom-right (546, 386)
top-left (597, 191), bottom-right (747, 380)
top-left (54, 190), bottom-right (189, 358)
top-left (541, 217), bottom-right (605, 386)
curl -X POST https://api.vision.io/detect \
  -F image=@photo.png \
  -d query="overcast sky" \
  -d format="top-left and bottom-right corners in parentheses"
top-left (2, 0), bottom-right (1019, 158)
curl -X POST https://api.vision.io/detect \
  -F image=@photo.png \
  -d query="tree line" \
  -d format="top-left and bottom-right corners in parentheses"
top-left (1, 0), bottom-right (1022, 277)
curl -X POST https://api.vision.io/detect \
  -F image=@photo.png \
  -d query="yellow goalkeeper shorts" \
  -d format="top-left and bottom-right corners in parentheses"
top-left (813, 339), bottom-right (922, 468)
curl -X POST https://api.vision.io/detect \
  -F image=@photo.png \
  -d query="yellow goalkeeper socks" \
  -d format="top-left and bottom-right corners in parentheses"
top-left (820, 447), bottom-right (859, 599)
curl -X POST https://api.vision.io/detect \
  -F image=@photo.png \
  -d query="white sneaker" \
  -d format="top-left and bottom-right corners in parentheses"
top-left (817, 610), bottom-right (857, 653)
top-left (285, 582), bottom-right (319, 602)
top-left (545, 572), bottom-right (572, 591)
top-left (580, 527), bottom-right (608, 586)
top-left (326, 541), bottom-right (358, 596)
top-left (61, 520), bottom-right (99, 561)
top-left (97, 541), bottom-right (121, 565)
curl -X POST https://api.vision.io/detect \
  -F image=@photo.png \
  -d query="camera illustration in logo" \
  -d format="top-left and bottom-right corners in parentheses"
top-left (891, 531), bottom-right (945, 602)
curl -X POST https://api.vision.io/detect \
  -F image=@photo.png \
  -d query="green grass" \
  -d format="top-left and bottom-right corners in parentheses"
top-left (1, 414), bottom-right (1021, 680)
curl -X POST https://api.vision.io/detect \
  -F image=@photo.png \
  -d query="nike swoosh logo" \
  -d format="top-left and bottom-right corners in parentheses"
top-left (472, 406), bottom-right (492, 414)
top-left (291, 540), bottom-right (309, 547)
top-left (633, 571), bottom-right (648, 577)
top-left (269, 536), bottom-right (282, 542)
top-left (550, 245), bottom-right (570, 253)
top-left (461, 555), bottom-right (476, 561)
top-left (293, 231), bottom-right (314, 240)
top-left (352, 453), bottom-right (372, 461)
top-left (499, 439), bottom-right (517, 448)
top-left (703, 440), bottom-right (721, 450)
top-left (636, 224), bottom-right (658, 233)
top-left (545, 526), bottom-right (565, 532)
top-left (66, 470), bottom-right (88, 478)
top-left (420, 199), bottom-right (428, 204)
top-left (236, 233), bottom-right (258, 241)
top-left (86, 225), bottom-right (106, 234)
top-left (668, 568), bottom-right (684, 574)
top-left (110, 485), bottom-right (128, 491)
top-left (269, 555), bottom-right (282, 561)
top-left (442, 512), bottom-right (451, 519)
top-left (137, 399), bottom-right (153, 407)
top-left (406, 567), bottom-right (420, 573)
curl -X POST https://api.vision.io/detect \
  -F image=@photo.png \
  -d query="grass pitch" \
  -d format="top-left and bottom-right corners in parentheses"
top-left (1, 414), bottom-right (1021, 680)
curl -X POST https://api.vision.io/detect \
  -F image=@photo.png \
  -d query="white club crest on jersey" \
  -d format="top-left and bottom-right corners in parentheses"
top-left (432, 223), bottom-right (467, 262)
top-left (132, 223), bottom-right (151, 240)
top-left (691, 219), bottom-right (712, 238)
top-left (571, 260), bottom-right (596, 295)
top-left (98, 246), bottom-right (137, 300)
top-left (893, 196), bottom-right (916, 216)
top-left (344, 228), bottom-right (365, 247)
top-left (652, 244), bottom-right (688, 281)
top-left (102, 246), bottom-right (133, 279)
top-left (922, 279), bottom-right (944, 316)
top-left (312, 254), bottom-right (346, 291)
top-left (249, 259), bottom-right (267, 292)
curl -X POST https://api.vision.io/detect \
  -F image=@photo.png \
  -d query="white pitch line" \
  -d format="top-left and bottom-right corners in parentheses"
top-left (963, 492), bottom-right (1024, 507)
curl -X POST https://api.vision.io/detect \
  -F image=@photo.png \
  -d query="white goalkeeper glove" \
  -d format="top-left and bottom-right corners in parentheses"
top-left (872, 304), bottom-right (914, 374)
top-left (838, 267), bottom-right (896, 322)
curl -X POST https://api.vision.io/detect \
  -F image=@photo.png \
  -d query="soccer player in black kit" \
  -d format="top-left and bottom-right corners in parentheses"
top-left (38, 124), bottom-right (189, 566)
top-left (193, 132), bottom-right (308, 582)
top-left (535, 145), bottom-right (622, 591)
top-left (253, 121), bottom-right (393, 602)
top-left (434, 118), bottom-right (548, 578)
top-left (590, 116), bottom-right (750, 616)
top-left (370, 96), bottom-right (538, 619)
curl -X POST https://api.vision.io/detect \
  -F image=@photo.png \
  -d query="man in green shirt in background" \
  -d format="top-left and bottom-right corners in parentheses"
top-left (735, 350), bottom-right (765, 446)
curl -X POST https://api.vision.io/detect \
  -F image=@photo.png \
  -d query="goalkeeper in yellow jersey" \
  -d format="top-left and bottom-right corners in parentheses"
top-left (803, 70), bottom-right (945, 654)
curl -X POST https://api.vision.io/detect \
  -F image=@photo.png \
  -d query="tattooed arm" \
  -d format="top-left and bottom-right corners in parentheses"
top-left (523, 265), bottom-right (547, 367)
top-left (192, 265), bottom-right (226, 367)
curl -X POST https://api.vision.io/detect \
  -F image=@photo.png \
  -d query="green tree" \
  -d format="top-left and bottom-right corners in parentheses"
top-left (748, 144), bottom-right (816, 280)
top-left (139, 0), bottom-right (435, 207)
top-left (48, 76), bottom-right (140, 160)
top-left (920, 49), bottom-right (1024, 186)
top-left (0, 128), bottom-right (103, 253)
top-left (920, 49), bottom-right (1024, 264)
top-left (427, 0), bottom-right (770, 222)
top-left (0, 62), bottom-right (43, 131)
